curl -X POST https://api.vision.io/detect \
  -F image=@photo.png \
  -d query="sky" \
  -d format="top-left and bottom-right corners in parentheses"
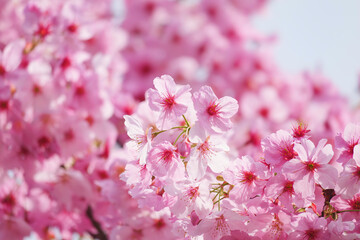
top-left (252, 0), bottom-right (360, 105)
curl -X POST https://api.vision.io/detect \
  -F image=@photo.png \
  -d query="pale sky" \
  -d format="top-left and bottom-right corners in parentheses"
top-left (252, 0), bottom-right (360, 105)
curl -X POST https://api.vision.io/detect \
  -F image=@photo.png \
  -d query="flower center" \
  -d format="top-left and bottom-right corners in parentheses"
top-left (36, 23), bottom-right (51, 38)
top-left (61, 57), bottom-right (71, 69)
top-left (259, 107), bottom-right (269, 118)
top-left (33, 84), bottom-right (42, 95)
top-left (186, 187), bottom-right (199, 200)
top-left (67, 23), bottom-right (78, 33)
top-left (242, 171), bottom-right (256, 184)
top-left (153, 218), bottom-right (166, 230)
top-left (162, 95), bottom-right (175, 109)
top-left (348, 140), bottom-right (359, 155)
top-left (19, 145), bottom-right (30, 157)
top-left (0, 100), bottom-right (9, 110)
top-left (38, 136), bottom-right (51, 148)
top-left (207, 103), bottom-right (218, 116)
top-left (283, 181), bottom-right (295, 194)
top-left (304, 229), bottom-right (319, 240)
top-left (64, 129), bottom-right (74, 141)
top-left (280, 143), bottom-right (298, 161)
top-left (139, 62), bottom-right (152, 76)
top-left (305, 162), bottom-right (320, 172)
top-left (75, 86), bottom-right (86, 96)
top-left (1, 193), bottom-right (16, 207)
top-left (0, 65), bottom-right (6, 76)
top-left (350, 197), bottom-right (360, 210)
top-left (161, 150), bottom-right (173, 164)
top-left (198, 140), bottom-right (210, 154)
top-left (292, 122), bottom-right (310, 138)
top-left (353, 167), bottom-right (360, 179)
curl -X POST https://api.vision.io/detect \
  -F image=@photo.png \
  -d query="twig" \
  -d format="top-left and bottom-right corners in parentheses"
top-left (86, 205), bottom-right (108, 240)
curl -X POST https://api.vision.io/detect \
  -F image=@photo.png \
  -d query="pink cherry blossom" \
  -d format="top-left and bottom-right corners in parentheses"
top-left (335, 145), bottom-right (360, 198)
top-left (331, 193), bottom-right (360, 214)
top-left (147, 141), bottom-right (185, 180)
top-left (192, 86), bottom-right (239, 134)
top-left (0, 216), bottom-right (32, 240)
top-left (169, 180), bottom-right (213, 219)
top-left (335, 123), bottom-right (360, 164)
top-left (146, 75), bottom-right (191, 129)
top-left (264, 174), bottom-right (305, 211)
top-left (0, 0), bottom-right (359, 238)
top-left (195, 214), bottom-right (231, 240)
top-left (0, 40), bottom-right (25, 77)
top-left (288, 212), bottom-right (330, 240)
top-left (262, 129), bottom-right (298, 171)
top-left (223, 156), bottom-right (268, 203)
top-left (124, 114), bottom-right (153, 164)
top-left (283, 139), bottom-right (337, 200)
top-left (187, 135), bottom-right (230, 180)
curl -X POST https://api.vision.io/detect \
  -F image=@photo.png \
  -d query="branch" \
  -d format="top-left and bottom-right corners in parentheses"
top-left (86, 205), bottom-right (108, 240)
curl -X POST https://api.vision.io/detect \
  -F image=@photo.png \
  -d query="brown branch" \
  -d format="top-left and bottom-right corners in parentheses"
top-left (86, 205), bottom-right (108, 240)
top-left (337, 209), bottom-right (360, 213)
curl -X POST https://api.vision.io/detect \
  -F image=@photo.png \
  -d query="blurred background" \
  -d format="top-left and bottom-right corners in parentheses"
top-left (253, 0), bottom-right (360, 105)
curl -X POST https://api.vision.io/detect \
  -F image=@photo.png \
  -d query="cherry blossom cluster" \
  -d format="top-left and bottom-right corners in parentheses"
top-left (120, 0), bottom-right (352, 157)
top-left (0, 0), bottom-right (358, 239)
top-left (0, 0), bottom-right (132, 239)
top-left (122, 75), bottom-right (360, 240)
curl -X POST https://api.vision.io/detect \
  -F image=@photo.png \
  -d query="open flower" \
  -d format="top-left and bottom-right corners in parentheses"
top-left (124, 114), bottom-right (152, 164)
top-left (147, 141), bottom-right (185, 180)
top-left (193, 86), bottom-right (238, 134)
top-left (187, 135), bottom-right (230, 180)
top-left (223, 156), bottom-right (268, 203)
top-left (335, 123), bottom-right (360, 164)
top-left (262, 130), bottom-right (298, 171)
top-left (146, 75), bottom-right (191, 129)
top-left (288, 212), bottom-right (330, 240)
top-left (282, 139), bottom-right (337, 200)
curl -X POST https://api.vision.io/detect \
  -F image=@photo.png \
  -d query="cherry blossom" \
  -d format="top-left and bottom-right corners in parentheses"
top-left (282, 139), bottom-right (338, 200)
top-left (146, 75), bottom-right (191, 129)
top-left (0, 0), bottom-right (359, 238)
top-left (192, 86), bottom-right (239, 134)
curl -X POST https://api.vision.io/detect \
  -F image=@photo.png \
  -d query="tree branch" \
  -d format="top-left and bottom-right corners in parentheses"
top-left (86, 205), bottom-right (108, 240)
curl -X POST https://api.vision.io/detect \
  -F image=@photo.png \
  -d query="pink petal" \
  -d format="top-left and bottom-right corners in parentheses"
top-left (316, 142), bottom-right (333, 164)
top-left (315, 165), bottom-right (338, 189)
top-left (153, 75), bottom-right (176, 96)
top-left (343, 123), bottom-right (360, 142)
top-left (210, 117), bottom-right (231, 133)
top-left (282, 159), bottom-right (307, 180)
top-left (293, 173), bottom-right (314, 199)
top-left (217, 96), bottom-right (239, 118)
top-left (312, 139), bottom-right (328, 161)
top-left (175, 84), bottom-right (191, 101)
top-left (293, 143), bottom-right (308, 163)
top-left (353, 145), bottom-right (360, 165)
top-left (207, 152), bottom-right (229, 173)
top-left (145, 88), bottom-right (161, 111)
top-left (335, 134), bottom-right (348, 150)
top-left (123, 115), bottom-right (144, 140)
top-left (3, 40), bottom-right (25, 71)
top-left (187, 152), bottom-right (207, 180)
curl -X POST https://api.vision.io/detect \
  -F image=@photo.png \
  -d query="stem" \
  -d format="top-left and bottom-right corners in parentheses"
top-left (86, 206), bottom-right (108, 240)
top-left (173, 130), bottom-right (185, 145)
top-left (337, 209), bottom-right (360, 213)
top-left (171, 126), bottom-right (187, 129)
top-left (214, 197), bottom-right (225, 205)
top-left (182, 115), bottom-right (190, 127)
top-left (152, 130), bottom-right (166, 137)
top-left (212, 191), bottom-right (221, 201)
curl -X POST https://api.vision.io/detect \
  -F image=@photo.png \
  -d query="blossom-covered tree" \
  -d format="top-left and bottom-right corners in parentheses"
top-left (0, 0), bottom-right (359, 239)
